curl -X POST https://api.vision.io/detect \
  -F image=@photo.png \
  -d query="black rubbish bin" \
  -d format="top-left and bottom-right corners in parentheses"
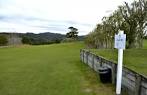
top-left (98, 67), bottom-right (112, 83)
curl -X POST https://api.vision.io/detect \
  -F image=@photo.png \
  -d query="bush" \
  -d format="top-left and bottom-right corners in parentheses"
top-left (21, 36), bottom-right (32, 44)
top-left (0, 35), bottom-right (8, 46)
top-left (144, 36), bottom-right (147, 39)
top-left (61, 38), bottom-right (77, 43)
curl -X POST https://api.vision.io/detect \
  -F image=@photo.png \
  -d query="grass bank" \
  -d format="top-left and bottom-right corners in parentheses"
top-left (90, 40), bottom-right (147, 76)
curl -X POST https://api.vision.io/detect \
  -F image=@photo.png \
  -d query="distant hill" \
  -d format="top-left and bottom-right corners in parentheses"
top-left (23, 32), bottom-right (85, 41)
top-left (78, 35), bottom-right (85, 41)
top-left (24, 32), bottom-right (65, 41)
top-left (0, 32), bottom-right (85, 45)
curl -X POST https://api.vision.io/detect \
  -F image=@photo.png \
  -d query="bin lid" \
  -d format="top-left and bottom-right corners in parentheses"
top-left (98, 67), bottom-right (108, 70)
top-left (98, 67), bottom-right (110, 72)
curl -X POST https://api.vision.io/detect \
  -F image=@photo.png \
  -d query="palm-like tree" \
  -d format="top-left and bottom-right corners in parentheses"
top-left (66, 27), bottom-right (78, 39)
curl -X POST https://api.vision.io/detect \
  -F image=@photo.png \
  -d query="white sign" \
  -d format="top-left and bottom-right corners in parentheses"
top-left (115, 34), bottom-right (126, 49)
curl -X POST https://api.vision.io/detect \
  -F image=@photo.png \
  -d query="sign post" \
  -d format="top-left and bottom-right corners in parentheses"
top-left (115, 30), bottom-right (126, 95)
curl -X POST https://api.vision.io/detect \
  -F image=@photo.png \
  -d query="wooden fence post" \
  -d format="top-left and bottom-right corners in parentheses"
top-left (82, 50), bottom-right (84, 62)
top-left (135, 74), bottom-right (141, 95)
top-left (112, 63), bottom-right (116, 84)
top-left (92, 54), bottom-right (95, 69)
top-left (86, 51), bottom-right (89, 64)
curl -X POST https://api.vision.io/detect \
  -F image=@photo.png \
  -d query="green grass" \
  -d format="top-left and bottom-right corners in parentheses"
top-left (143, 40), bottom-right (147, 49)
top-left (90, 40), bottom-right (147, 76)
top-left (0, 42), bottom-right (114, 95)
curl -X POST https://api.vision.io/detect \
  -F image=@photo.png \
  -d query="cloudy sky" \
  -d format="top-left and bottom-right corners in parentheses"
top-left (0, 0), bottom-right (133, 35)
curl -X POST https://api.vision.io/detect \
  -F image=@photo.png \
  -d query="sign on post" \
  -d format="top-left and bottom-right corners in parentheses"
top-left (115, 34), bottom-right (126, 49)
top-left (115, 30), bottom-right (126, 95)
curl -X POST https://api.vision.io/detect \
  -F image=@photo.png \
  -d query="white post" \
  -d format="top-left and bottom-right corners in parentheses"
top-left (116, 31), bottom-right (124, 95)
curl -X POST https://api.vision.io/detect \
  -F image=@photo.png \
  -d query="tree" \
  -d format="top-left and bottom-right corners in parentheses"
top-left (85, 0), bottom-right (147, 49)
top-left (21, 36), bottom-right (31, 44)
top-left (119, 0), bottom-right (147, 48)
top-left (66, 27), bottom-right (78, 39)
top-left (0, 35), bottom-right (8, 46)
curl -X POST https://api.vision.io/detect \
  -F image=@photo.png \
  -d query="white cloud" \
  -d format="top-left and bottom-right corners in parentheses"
top-left (0, 0), bottom-right (133, 35)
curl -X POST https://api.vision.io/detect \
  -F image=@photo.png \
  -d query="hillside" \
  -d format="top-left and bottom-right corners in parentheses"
top-left (0, 32), bottom-right (85, 45)
top-left (23, 32), bottom-right (65, 41)
top-left (23, 32), bottom-right (85, 41)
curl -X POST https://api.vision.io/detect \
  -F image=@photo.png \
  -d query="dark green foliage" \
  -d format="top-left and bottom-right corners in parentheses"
top-left (0, 35), bottom-right (8, 46)
top-left (144, 36), bottom-right (147, 39)
top-left (22, 36), bottom-right (31, 44)
top-left (21, 32), bottom-right (64, 45)
top-left (66, 27), bottom-right (78, 39)
top-left (66, 32), bottom-right (78, 38)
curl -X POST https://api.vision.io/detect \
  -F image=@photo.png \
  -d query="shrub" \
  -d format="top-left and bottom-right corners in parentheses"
top-left (21, 36), bottom-right (32, 44)
top-left (0, 35), bottom-right (8, 46)
top-left (62, 38), bottom-right (77, 43)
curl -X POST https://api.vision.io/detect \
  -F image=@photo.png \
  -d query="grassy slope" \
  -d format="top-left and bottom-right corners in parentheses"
top-left (0, 42), bottom-right (114, 95)
top-left (90, 40), bottom-right (147, 76)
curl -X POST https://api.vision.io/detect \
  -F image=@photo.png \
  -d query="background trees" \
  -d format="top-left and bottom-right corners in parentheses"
top-left (86, 0), bottom-right (147, 49)
top-left (0, 35), bottom-right (8, 46)
top-left (21, 32), bottom-right (64, 45)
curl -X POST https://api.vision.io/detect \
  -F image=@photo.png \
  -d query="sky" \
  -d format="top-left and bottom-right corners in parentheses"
top-left (0, 0), bottom-right (133, 35)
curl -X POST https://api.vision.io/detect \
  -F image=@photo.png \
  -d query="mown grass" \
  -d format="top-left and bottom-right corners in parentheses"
top-left (143, 40), bottom-right (147, 49)
top-left (90, 40), bottom-right (147, 76)
top-left (0, 42), bottom-right (115, 95)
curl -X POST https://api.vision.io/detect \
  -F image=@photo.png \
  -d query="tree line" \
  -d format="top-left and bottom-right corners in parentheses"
top-left (0, 35), bottom-right (8, 46)
top-left (0, 28), bottom-right (83, 46)
top-left (21, 32), bottom-right (63, 45)
top-left (85, 0), bottom-right (147, 49)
